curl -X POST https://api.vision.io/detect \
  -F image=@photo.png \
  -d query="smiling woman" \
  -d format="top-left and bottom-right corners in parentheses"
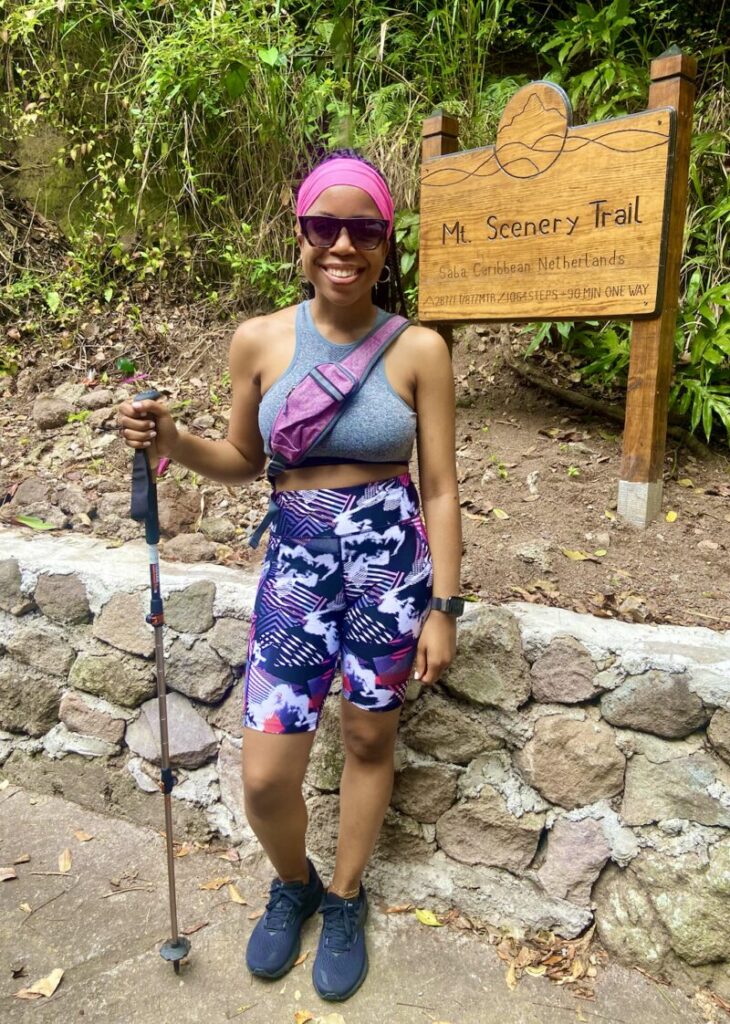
top-left (116, 148), bottom-right (462, 1003)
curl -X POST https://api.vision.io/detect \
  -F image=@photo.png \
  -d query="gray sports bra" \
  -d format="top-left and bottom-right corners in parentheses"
top-left (258, 301), bottom-right (417, 467)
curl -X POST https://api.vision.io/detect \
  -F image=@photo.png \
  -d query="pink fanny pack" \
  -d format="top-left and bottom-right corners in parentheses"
top-left (248, 312), bottom-right (410, 547)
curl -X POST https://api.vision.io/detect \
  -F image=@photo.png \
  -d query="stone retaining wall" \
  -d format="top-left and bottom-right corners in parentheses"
top-left (1, 530), bottom-right (729, 1001)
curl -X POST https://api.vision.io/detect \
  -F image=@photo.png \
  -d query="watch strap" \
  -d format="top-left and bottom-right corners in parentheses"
top-left (430, 596), bottom-right (465, 616)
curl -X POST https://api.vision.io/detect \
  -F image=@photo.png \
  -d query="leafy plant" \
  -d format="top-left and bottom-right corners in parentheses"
top-left (518, 0), bottom-right (729, 442)
top-left (1, 0), bottom-right (726, 442)
top-left (67, 410), bottom-right (91, 424)
top-left (0, 344), bottom-right (20, 377)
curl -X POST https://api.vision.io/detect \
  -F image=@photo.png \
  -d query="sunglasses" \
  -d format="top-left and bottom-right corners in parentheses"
top-left (299, 215), bottom-right (389, 251)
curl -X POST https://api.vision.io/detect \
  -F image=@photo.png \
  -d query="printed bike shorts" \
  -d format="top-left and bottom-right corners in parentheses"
top-left (243, 473), bottom-right (433, 734)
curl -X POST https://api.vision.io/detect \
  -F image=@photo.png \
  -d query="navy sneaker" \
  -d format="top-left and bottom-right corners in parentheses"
top-left (312, 885), bottom-right (369, 1001)
top-left (245, 859), bottom-right (323, 979)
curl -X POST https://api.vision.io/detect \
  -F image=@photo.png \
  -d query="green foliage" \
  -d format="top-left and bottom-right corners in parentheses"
top-left (521, 0), bottom-right (729, 442)
top-left (0, 343), bottom-right (20, 376)
top-left (67, 409), bottom-right (91, 424)
top-left (0, 0), bottom-right (726, 439)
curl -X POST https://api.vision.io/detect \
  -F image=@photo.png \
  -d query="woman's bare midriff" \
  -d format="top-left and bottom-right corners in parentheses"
top-left (274, 462), bottom-right (409, 492)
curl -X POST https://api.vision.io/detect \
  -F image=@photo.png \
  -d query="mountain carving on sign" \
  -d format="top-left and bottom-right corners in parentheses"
top-left (495, 85), bottom-right (570, 177)
top-left (420, 82), bottom-right (671, 187)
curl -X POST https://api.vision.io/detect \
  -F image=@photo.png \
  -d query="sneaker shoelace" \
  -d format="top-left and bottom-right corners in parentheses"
top-left (263, 880), bottom-right (309, 931)
top-left (320, 899), bottom-right (359, 952)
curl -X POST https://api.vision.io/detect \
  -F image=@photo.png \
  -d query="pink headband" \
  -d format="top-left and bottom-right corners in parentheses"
top-left (296, 157), bottom-right (394, 237)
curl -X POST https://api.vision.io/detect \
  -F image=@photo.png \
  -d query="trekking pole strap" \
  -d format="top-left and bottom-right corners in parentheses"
top-left (130, 389), bottom-right (163, 545)
top-left (160, 767), bottom-right (176, 794)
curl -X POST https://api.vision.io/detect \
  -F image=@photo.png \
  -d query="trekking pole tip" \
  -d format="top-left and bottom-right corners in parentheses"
top-left (160, 935), bottom-right (191, 971)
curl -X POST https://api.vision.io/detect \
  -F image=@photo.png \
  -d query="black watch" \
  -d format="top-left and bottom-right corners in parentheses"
top-left (430, 596), bottom-right (465, 617)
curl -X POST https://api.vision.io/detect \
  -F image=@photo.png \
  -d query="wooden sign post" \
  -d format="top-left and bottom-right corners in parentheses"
top-left (419, 48), bottom-right (696, 527)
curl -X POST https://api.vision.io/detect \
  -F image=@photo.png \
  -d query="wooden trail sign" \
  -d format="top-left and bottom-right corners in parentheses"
top-left (420, 49), bottom-right (696, 527)
top-left (419, 82), bottom-right (674, 322)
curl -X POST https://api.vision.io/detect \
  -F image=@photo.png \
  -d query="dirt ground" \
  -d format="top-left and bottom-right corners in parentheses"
top-left (1, 288), bottom-right (729, 630)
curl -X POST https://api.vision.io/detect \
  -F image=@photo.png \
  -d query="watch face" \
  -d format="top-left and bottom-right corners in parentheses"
top-left (450, 598), bottom-right (465, 616)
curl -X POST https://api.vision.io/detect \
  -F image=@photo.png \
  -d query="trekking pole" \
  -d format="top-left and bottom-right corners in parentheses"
top-left (129, 387), bottom-right (191, 974)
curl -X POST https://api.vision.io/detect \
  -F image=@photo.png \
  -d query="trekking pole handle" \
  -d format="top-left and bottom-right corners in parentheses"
top-left (130, 388), bottom-right (162, 546)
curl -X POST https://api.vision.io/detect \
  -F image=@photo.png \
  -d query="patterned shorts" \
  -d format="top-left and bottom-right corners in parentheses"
top-left (243, 473), bottom-right (433, 734)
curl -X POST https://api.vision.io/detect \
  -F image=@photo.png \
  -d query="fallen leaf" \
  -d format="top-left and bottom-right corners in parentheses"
top-left (58, 849), bottom-right (72, 873)
top-left (576, 1008), bottom-right (588, 1022)
top-left (228, 884), bottom-right (246, 905)
top-left (174, 843), bottom-right (194, 858)
top-left (571, 957), bottom-right (586, 979)
top-left (603, 509), bottom-right (616, 520)
top-left (180, 920), bottom-right (209, 936)
top-left (20, 902), bottom-right (32, 914)
top-left (492, 508), bottom-right (509, 520)
top-left (218, 848), bottom-right (240, 863)
top-left (463, 510), bottom-right (491, 524)
top-left (13, 852), bottom-right (30, 864)
top-left (525, 965), bottom-right (547, 976)
top-left (593, 549), bottom-right (608, 558)
top-left (15, 967), bottom-right (64, 999)
top-left (0, 779), bottom-right (9, 790)
top-left (317, 1015), bottom-right (346, 1024)
top-left (74, 830), bottom-right (94, 843)
top-left (665, 510), bottom-right (678, 523)
top-left (385, 903), bottom-right (413, 914)
top-left (1, 867), bottom-right (18, 881)
top-left (532, 578), bottom-right (560, 594)
top-left (561, 548), bottom-right (590, 561)
top-left (199, 876), bottom-right (231, 891)
top-left (14, 514), bottom-right (58, 531)
top-left (293, 950), bottom-right (309, 966)
top-left (247, 909), bottom-right (264, 920)
top-left (414, 908), bottom-right (443, 927)
top-left (677, 478), bottom-right (694, 488)
top-left (293, 1011), bottom-right (315, 1024)
top-left (505, 961), bottom-right (518, 990)
top-left (515, 945), bottom-right (536, 969)
top-left (495, 937), bottom-right (515, 962)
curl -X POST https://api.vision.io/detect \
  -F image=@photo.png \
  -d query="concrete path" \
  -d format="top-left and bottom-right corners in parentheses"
top-left (0, 784), bottom-right (706, 1024)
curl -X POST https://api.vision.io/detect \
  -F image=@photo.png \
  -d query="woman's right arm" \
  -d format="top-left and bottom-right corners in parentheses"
top-left (117, 319), bottom-right (267, 485)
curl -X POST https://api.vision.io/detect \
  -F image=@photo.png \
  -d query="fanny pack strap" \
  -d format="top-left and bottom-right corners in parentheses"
top-left (248, 312), bottom-right (411, 549)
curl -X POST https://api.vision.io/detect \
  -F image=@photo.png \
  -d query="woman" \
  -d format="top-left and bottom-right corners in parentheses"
top-left (118, 151), bottom-right (462, 1002)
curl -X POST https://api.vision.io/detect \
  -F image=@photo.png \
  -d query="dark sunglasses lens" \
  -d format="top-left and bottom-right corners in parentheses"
top-left (302, 216), bottom-right (387, 249)
top-left (348, 218), bottom-right (388, 249)
top-left (304, 216), bottom-right (339, 247)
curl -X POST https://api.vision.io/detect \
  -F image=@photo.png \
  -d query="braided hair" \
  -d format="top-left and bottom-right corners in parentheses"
top-left (297, 149), bottom-right (408, 317)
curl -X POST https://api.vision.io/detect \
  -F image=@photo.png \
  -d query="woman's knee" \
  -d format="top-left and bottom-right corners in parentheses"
top-left (242, 767), bottom-right (299, 815)
top-left (241, 728), bottom-right (314, 813)
top-left (341, 715), bottom-right (398, 763)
